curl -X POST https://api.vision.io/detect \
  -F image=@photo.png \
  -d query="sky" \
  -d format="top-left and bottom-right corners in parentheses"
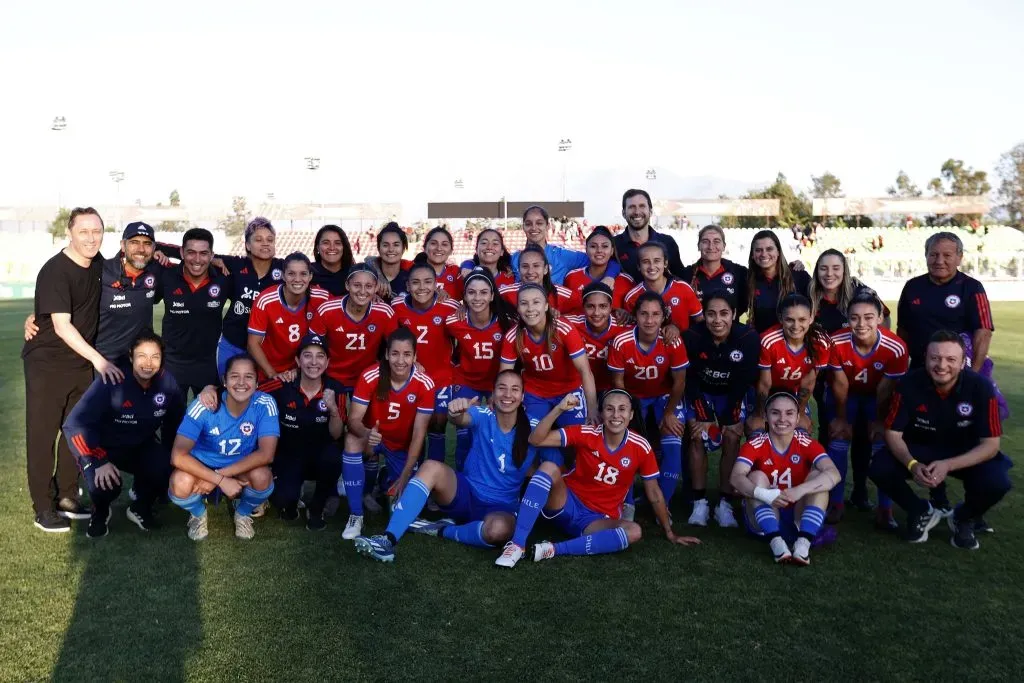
top-left (1, 0), bottom-right (1021, 217)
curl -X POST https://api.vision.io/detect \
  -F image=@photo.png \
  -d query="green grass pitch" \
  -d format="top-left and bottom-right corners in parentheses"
top-left (0, 299), bottom-right (1020, 681)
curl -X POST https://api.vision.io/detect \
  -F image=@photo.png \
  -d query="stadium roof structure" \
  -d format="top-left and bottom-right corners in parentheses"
top-left (812, 196), bottom-right (989, 216)
top-left (428, 201), bottom-right (585, 219)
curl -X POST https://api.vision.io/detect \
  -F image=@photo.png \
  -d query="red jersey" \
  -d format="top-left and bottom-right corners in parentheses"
top-left (622, 280), bottom-right (703, 331)
top-left (351, 364), bottom-right (435, 451)
top-left (830, 328), bottom-right (909, 396)
top-left (758, 325), bottom-right (832, 393)
top-left (560, 425), bottom-right (659, 518)
top-left (499, 282), bottom-right (580, 314)
top-left (500, 318), bottom-right (586, 398)
top-left (607, 330), bottom-right (690, 399)
top-left (611, 273), bottom-right (636, 308)
top-left (435, 263), bottom-right (464, 300)
top-left (308, 296), bottom-right (398, 388)
top-left (391, 295), bottom-right (459, 387)
top-left (563, 315), bottom-right (629, 393)
top-left (563, 267), bottom-right (613, 303)
top-left (247, 285), bottom-right (329, 374)
top-left (737, 431), bottom-right (827, 490)
top-left (446, 314), bottom-right (505, 392)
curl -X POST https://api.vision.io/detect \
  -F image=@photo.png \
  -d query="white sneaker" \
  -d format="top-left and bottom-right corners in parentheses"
top-left (362, 494), bottom-right (383, 514)
top-left (494, 541), bottom-right (525, 568)
top-left (187, 513), bottom-right (208, 541)
top-left (342, 514), bottom-right (364, 540)
top-left (792, 537), bottom-right (811, 566)
top-left (688, 499), bottom-right (710, 527)
top-left (621, 503), bottom-right (636, 522)
top-left (234, 513), bottom-right (255, 540)
top-left (769, 536), bottom-right (792, 563)
top-left (128, 487), bottom-right (138, 502)
top-left (532, 541), bottom-right (555, 562)
top-left (250, 501), bottom-right (268, 518)
top-left (714, 499), bottom-right (738, 528)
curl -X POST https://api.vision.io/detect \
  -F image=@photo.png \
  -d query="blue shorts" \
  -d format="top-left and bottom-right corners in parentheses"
top-left (433, 385), bottom-right (452, 413)
top-left (541, 487), bottom-right (608, 537)
top-left (524, 388), bottom-right (587, 466)
top-left (690, 390), bottom-right (754, 426)
top-left (638, 394), bottom-right (688, 426)
top-left (375, 445), bottom-right (413, 489)
top-left (823, 389), bottom-right (877, 426)
top-left (216, 336), bottom-right (247, 379)
top-left (437, 471), bottom-right (517, 522)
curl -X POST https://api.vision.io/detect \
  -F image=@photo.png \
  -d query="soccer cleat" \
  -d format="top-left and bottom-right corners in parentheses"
top-left (250, 501), bottom-right (268, 518)
top-left (362, 494), bottom-right (383, 514)
top-left (688, 499), bottom-right (710, 527)
top-left (126, 504), bottom-right (161, 531)
top-left (87, 507), bottom-right (112, 539)
top-left (234, 513), bottom-right (256, 540)
top-left (905, 505), bottom-right (941, 543)
top-left (714, 499), bottom-right (738, 528)
top-left (874, 507), bottom-right (898, 532)
top-left (306, 512), bottom-right (327, 531)
top-left (409, 518), bottom-right (454, 537)
top-left (354, 534), bottom-right (395, 563)
top-left (278, 505), bottom-right (299, 522)
top-left (974, 517), bottom-right (994, 534)
top-left (341, 514), bottom-right (364, 540)
top-left (532, 541), bottom-right (556, 562)
top-left (494, 541), bottom-right (525, 568)
top-left (34, 510), bottom-right (71, 533)
top-left (949, 514), bottom-right (980, 550)
top-left (769, 536), bottom-right (792, 563)
top-left (57, 498), bottom-right (91, 520)
top-left (791, 537), bottom-right (811, 566)
top-left (187, 513), bottom-right (209, 541)
top-left (621, 502), bottom-right (636, 522)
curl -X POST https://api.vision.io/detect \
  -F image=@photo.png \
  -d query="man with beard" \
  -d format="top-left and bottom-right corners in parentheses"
top-left (613, 189), bottom-right (687, 282)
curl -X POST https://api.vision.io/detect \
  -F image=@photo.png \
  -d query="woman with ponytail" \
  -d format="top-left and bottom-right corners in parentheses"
top-left (459, 228), bottom-right (516, 289)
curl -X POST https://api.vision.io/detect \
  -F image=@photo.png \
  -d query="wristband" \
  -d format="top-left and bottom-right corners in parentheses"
top-left (753, 486), bottom-right (781, 505)
top-left (906, 459), bottom-right (919, 472)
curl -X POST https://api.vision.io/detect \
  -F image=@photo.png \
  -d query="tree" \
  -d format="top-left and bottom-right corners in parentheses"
top-left (170, 189), bottom-right (181, 207)
top-left (928, 158), bottom-right (991, 196)
top-left (49, 207), bottom-right (72, 241)
top-left (219, 196), bottom-right (251, 237)
top-left (886, 170), bottom-right (922, 198)
top-left (158, 189), bottom-right (191, 232)
top-left (811, 171), bottom-right (843, 198)
top-left (996, 142), bottom-right (1024, 229)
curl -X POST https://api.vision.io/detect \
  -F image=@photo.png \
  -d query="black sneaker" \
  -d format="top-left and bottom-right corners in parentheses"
top-left (57, 497), bottom-right (91, 520)
top-left (34, 510), bottom-right (71, 533)
top-left (949, 514), bottom-right (980, 550)
top-left (279, 505), bottom-right (299, 522)
top-left (126, 504), bottom-right (161, 531)
top-left (846, 489), bottom-right (873, 512)
top-left (306, 511), bottom-right (327, 531)
top-left (905, 505), bottom-right (941, 543)
top-left (87, 507), bottom-right (112, 539)
top-left (974, 517), bottom-right (994, 534)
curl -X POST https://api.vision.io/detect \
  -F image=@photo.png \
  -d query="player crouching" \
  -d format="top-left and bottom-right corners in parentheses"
top-left (730, 392), bottom-right (840, 565)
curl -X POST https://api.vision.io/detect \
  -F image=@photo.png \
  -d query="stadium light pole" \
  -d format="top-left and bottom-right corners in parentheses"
top-left (305, 157), bottom-right (320, 227)
top-left (558, 138), bottom-right (572, 201)
top-left (109, 170), bottom-right (125, 230)
top-left (454, 178), bottom-right (464, 189)
top-left (52, 116), bottom-right (67, 208)
top-left (646, 169), bottom-right (657, 225)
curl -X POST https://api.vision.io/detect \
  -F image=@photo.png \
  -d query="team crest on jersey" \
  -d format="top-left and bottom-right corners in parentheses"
top-left (306, 312), bottom-right (313, 320)
top-left (271, 268), bottom-right (283, 280)
top-left (790, 454), bottom-right (801, 464)
top-left (655, 355), bottom-right (665, 364)
top-left (240, 421), bottom-right (254, 436)
top-left (874, 362), bottom-right (884, 370)
top-left (209, 284), bottom-right (220, 297)
top-left (433, 316), bottom-right (442, 325)
top-left (153, 392), bottom-right (166, 406)
top-left (446, 275), bottom-right (454, 282)
top-left (957, 402), bottom-right (973, 416)
top-left (493, 332), bottom-right (502, 341)
top-left (721, 273), bottom-right (734, 285)
top-left (945, 295), bottom-right (961, 308)
top-left (550, 343), bottom-right (558, 351)
top-left (318, 399), bottom-right (328, 412)
top-left (729, 350), bottom-right (743, 362)
top-left (407, 393), bottom-right (417, 403)
top-left (620, 456), bottom-right (631, 468)
top-left (671, 297), bottom-right (680, 305)
top-left (368, 324), bottom-right (377, 333)
top-left (144, 274), bottom-right (156, 288)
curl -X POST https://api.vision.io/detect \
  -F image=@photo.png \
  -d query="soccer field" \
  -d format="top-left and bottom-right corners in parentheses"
top-left (0, 299), bottom-right (1020, 682)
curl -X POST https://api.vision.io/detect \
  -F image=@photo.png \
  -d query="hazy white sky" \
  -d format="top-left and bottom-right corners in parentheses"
top-left (1, 0), bottom-right (1021, 212)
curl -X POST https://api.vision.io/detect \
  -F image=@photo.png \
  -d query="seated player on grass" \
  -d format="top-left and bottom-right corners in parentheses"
top-left (168, 353), bottom-right (279, 541)
top-left (730, 392), bottom-right (841, 565)
top-left (353, 370), bottom-right (537, 562)
top-left (495, 390), bottom-right (701, 568)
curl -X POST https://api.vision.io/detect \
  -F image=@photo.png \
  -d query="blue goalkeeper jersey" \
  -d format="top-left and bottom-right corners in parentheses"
top-left (177, 391), bottom-right (280, 468)
top-left (462, 406), bottom-right (537, 505)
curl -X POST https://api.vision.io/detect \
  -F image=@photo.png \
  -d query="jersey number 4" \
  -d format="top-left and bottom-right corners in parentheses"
top-left (770, 468), bottom-right (792, 488)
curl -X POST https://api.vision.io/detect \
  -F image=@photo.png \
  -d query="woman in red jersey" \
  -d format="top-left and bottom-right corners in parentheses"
top-left (422, 226), bottom-right (464, 300)
top-left (459, 228), bottom-right (516, 289)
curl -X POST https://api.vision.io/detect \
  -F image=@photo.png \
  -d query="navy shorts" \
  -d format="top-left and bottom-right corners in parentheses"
top-left (638, 394), bottom-right (688, 425)
top-left (437, 472), bottom-right (517, 522)
top-left (541, 487), bottom-right (609, 536)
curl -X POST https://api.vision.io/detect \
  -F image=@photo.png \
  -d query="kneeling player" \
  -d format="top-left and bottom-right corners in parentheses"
top-left (354, 371), bottom-right (537, 562)
top-left (169, 354), bottom-right (280, 540)
top-left (495, 390), bottom-right (700, 568)
top-left (730, 392), bottom-right (840, 565)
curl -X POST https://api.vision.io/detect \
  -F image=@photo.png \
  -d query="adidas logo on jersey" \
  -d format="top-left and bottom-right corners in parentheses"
top-left (844, 360), bottom-right (853, 366)
top-left (464, 334), bottom-right (472, 340)
top-left (275, 317), bottom-right (284, 324)
top-left (776, 358), bottom-right (787, 364)
top-left (122, 400), bottom-right (133, 408)
top-left (173, 288), bottom-right (184, 295)
top-left (209, 427), bottom-right (220, 435)
top-left (287, 401), bottom-right (297, 409)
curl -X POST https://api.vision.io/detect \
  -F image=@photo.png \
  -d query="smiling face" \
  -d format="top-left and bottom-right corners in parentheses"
top-left (601, 393), bottom-right (633, 437)
top-left (283, 260), bottom-right (311, 297)
top-left (408, 266), bottom-right (437, 307)
top-left (767, 396), bottom-right (799, 438)
top-left (425, 232), bottom-right (453, 267)
top-left (464, 278), bottom-right (494, 316)
top-left (224, 358), bottom-right (258, 403)
top-left (387, 339), bottom-right (416, 382)
top-left (517, 287), bottom-right (548, 331)
top-left (519, 250), bottom-right (548, 286)
top-left (182, 238), bottom-right (213, 279)
top-left (318, 231), bottom-right (345, 266)
top-left (492, 372), bottom-right (524, 415)
top-left (636, 299), bottom-right (664, 340)
top-left (131, 340), bottom-right (162, 383)
top-left (926, 238), bottom-right (963, 283)
top-left (780, 303), bottom-right (811, 343)
top-left (698, 228), bottom-right (725, 262)
top-left (298, 346), bottom-right (327, 380)
top-left (346, 271), bottom-right (376, 308)
top-left (68, 214), bottom-right (104, 260)
top-left (847, 302), bottom-right (880, 344)
top-left (476, 230), bottom-right (502, 267)
top-left (816, 254), bottom-right (844, 294)
top-left (638, 247), bottom-right (666, 283)
top-left (704, 298), bottom-right (734, 339)
top-left (378, 233), bottom-right (404, 266)
top-left (247, 227), bottom-right (276, 261)
top-left (586, 235), bottom-right (613, 268)
top-left (926, 340), bottom-right (964, 389)
top-left (122, 235), bottom-right (155, 271)
top-left (622, 194), bottom-right (651, 231)
top-left (583, 294), bottom-right (611, 330)
top-left (523, 209), bottom-right (549, 245)
top-left (752, 237), bottom-right (779, 272)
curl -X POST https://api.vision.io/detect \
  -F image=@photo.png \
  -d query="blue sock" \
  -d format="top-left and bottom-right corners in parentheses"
top-left (454, 428), bottom-right (471, 472)
top-left (827, 439), bottom-right (850, 508)
top-left (235, 482), bottom-right (275, 517)
top-left (871, 440), bottom-right (892, 510)
top-left (385, 478), bottom-right (431, 542)
top-left (512, 471), bottom-right (552, 547)
top-left (659, 435), bottom-right (683, 507)
top-left (799, 505), bottom-right (826, 537)
top-left (754, 504), bottom-right (780, 535)
top-left (441, 520), bottom-right (494, 548)
top-left (427, 432), bottom-right (446, 462)
top-left (552, 527), bottom-right (630, 556)
top-left (169, 492), bottom-right (207, 517)
top-left (342, 452), bottom-right (365, 515)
